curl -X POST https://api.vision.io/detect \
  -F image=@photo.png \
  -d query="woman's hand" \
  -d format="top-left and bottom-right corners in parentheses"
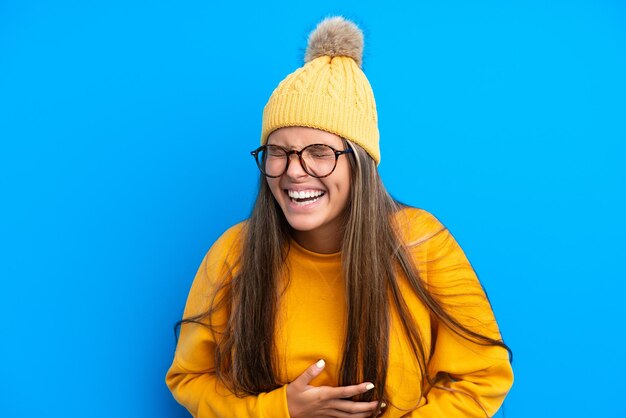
top-left (286, 359), bottom-right (381, 418)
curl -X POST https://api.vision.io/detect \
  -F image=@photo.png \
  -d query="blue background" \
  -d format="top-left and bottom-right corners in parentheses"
top-left (1, 1), bottom-right (625, 417)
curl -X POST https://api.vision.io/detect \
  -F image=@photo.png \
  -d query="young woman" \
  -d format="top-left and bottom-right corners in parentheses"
top-left (166, 17), bottom-right (513, 418)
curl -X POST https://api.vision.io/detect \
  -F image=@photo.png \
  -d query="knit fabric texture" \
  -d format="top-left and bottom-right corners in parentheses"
top-left (261, 18), bottom-right (380, 164)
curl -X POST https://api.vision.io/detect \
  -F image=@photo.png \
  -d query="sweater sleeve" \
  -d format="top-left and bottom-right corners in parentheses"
top-left (165, 225), bottom-right (291, 418)
top-left (407, 211), bottom-right (513, 417)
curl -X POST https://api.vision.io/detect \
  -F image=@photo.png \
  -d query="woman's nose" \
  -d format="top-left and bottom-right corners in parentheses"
top-left (284, 153), bottom-right (308, 178)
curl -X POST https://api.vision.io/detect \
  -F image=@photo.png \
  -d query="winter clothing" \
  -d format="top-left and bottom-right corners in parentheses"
top-left (166, 207), bottom-right (513, 417)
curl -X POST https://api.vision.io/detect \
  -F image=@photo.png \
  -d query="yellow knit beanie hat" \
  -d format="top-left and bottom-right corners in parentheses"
top-left (261, 16), bottom-right (380, 164)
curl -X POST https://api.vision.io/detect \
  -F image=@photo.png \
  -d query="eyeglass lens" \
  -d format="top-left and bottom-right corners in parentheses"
top-left (257, 144), bottom-right (338, 178)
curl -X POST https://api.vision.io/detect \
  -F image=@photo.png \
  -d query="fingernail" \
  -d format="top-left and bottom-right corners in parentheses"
top-left (316, 359), bottom-right (325, 369)
top-left (365, 383), bottom-right (375, 391)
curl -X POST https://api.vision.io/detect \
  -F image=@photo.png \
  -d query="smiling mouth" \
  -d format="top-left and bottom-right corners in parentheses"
top-left (286, 190), bottom-right (325, 206)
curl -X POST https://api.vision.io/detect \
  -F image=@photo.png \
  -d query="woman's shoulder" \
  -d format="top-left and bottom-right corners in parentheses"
top-left (394, 206), bottom-right (447, 247)
top-left (215, 221), bottom-right (247, 246)
top-left (204, 221), bottom-right (247, 267)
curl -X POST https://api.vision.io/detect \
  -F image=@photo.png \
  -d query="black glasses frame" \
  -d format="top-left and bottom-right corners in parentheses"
top-left (250, 143), bottom-right (353, 178)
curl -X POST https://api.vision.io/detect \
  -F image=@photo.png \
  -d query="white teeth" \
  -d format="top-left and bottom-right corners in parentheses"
top-left (287, 190), bottom-right (325, 206)
top-left (288, 190), bottom-right (324, 199)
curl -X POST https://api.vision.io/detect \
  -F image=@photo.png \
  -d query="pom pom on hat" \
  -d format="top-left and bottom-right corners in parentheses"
top-left (304, 16), bottom-right (365, 67)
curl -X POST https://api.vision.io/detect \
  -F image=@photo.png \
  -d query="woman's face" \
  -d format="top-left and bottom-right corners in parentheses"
top-left (266, 126), bottom-right (351, 252)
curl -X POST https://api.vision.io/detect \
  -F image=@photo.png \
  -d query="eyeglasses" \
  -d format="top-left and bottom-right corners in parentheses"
top-left (250, 143), bottom-right (353, 178)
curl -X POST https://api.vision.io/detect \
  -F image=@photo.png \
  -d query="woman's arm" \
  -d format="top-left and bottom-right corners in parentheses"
top-left (165, 225), bottom-right (291, 417)
top-left (407, 211), bottom-right (514, 417)
top-left (409, 327), bottom-right (513, 417)
top-left (166, 321), bottom-right (291, 417)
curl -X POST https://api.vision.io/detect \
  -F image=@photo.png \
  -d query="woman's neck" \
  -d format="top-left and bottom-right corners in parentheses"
top-left (291, 227), bottom-right (342, 254)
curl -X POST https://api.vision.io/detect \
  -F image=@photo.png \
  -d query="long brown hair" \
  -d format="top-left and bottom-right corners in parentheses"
top-left (177, 141), bottom-right (511, 412)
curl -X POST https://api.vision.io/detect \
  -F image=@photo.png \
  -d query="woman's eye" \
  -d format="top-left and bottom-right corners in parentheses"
top-left (307, 146), bottom-right (334, 159)
top-left (266, 148), bottom-right (285, 158)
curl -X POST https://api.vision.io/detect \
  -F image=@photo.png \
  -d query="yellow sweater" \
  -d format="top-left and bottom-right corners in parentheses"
top-left (166, 208), bottom-right (513, 417)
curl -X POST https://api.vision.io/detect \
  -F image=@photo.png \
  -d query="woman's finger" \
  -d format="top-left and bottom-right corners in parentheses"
top-left (324, 381), bottom-right (375, 400)
top-left (293, 359), bottom-right (326, 388)
top-left (328, 399), bottom-right (379, 414)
